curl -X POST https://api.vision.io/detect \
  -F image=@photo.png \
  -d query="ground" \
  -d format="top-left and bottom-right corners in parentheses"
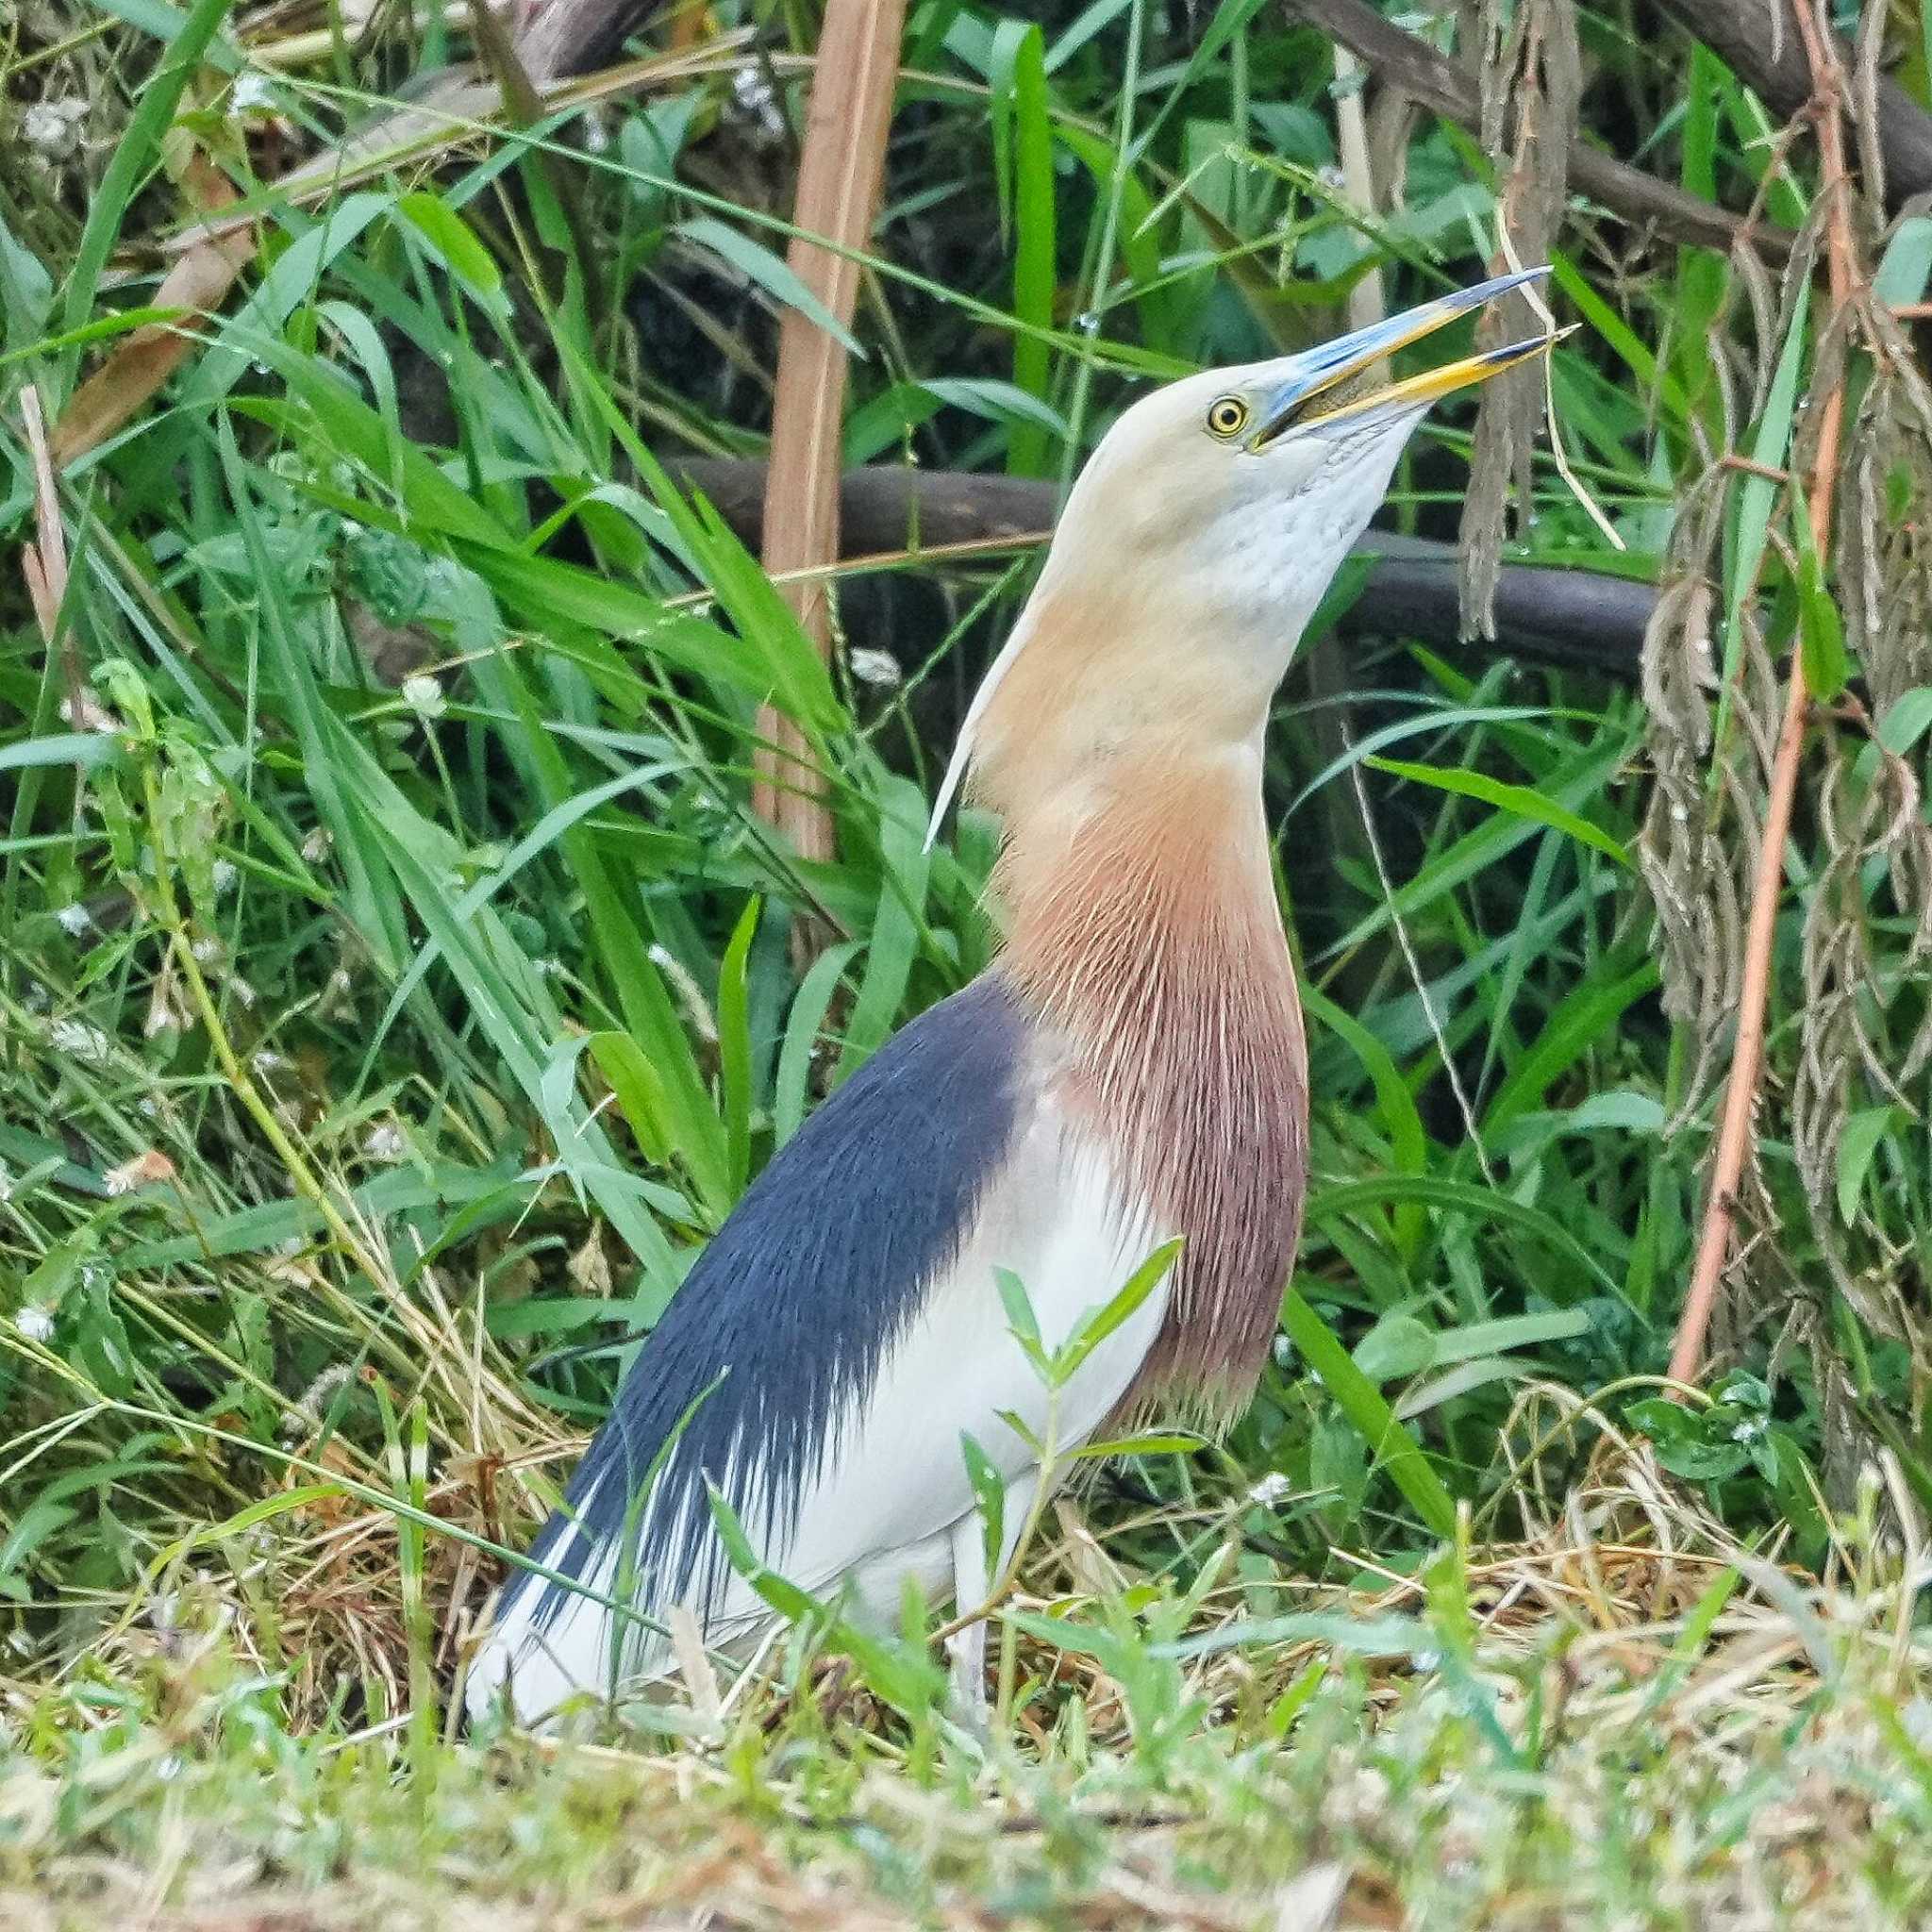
top-left (8, 1465), bottom-right (1932, 1931)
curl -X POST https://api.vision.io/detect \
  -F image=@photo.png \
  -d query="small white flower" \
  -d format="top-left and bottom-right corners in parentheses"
top-left (301, 826), bottom-right (333, 864)
top-left (50, 1019), bottom-right (112, 1064)
top-left (16, 1307), bottom-right (54, 1343)
top-left (192, 936), bottom-right (223, 965)
top-left (1246, 1472), bottom-right (1291, 1507)
top-left (58, 688), bottom-right (122, 733)
top-left (226, 975), bottom-right (257, 1008)
top-left (252, 1049), bottom-right (291, 1076)
top-left (211, 859), bottom-right (238, 896)
top-left (56, 903), bottom-right (92, 937)
top-left (849, 647), bottom-right (902, 690)
top-left (24, 98), bottom-right (88, 158)
top-left (144, 989), bottom-right (182, 1038)
top-left (363, 1122), bottom-right (407, 1161)
top-left (228, 71), bottom-right (275, 114)
top-left (401, 675), bottom-right (445, 720)
top-left (731, 66), bottom-right (785, 135)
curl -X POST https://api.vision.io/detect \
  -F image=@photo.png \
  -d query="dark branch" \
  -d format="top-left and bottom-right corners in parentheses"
top-left (1656, 0), bottom-right (1932, 207)
top-left (1281, 0), bottom-right (1795, 262)
top-left (672, 459), bottom-right (1653, 681)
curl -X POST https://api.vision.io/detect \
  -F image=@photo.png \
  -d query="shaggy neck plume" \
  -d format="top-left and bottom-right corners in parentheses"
top-left (982, 733), bottom-right (1309, 1417)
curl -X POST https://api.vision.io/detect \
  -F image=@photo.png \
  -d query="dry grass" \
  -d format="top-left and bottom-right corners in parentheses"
top-left (6, 1431), bottom-right (1932, 1930)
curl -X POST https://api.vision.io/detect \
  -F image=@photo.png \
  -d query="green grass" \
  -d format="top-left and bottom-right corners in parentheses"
top-left (4, 0), bottom-right (1932, 1919)
top-left (11, 1516), bottom-right (1932, 1929)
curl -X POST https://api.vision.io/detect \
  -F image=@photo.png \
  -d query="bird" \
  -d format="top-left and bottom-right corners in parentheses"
top-left (467, 266), bottom-right (1558, 1729)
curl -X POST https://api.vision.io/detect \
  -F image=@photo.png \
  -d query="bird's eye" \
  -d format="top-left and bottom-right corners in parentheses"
top-left (1206, 395), bottom-right (1250, 439)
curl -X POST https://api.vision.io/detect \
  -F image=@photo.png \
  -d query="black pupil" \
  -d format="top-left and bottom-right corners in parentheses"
top-left (1217, 403), bottom-right (1241, 429)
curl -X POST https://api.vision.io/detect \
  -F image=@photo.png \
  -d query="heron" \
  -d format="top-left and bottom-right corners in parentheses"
top-left (468, 266), bottom-right (1557, 1729)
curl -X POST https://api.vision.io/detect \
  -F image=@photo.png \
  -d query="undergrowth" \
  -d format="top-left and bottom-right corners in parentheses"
top-left (3, 0), bottom-right (1932, 1922)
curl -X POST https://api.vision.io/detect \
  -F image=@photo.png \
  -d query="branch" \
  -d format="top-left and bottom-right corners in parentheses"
top-left (1282, 0), bottom-right (1795, 262)
top-left (1656, 0), bottom-right (1932, 208)
top-left (671, 458), bottom-right (1654, 680)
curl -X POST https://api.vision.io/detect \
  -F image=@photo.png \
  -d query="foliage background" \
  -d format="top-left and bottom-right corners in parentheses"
top-left (3, 0), bottom-right (1932, 1923)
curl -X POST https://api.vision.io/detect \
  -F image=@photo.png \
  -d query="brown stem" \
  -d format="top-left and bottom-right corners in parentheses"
top-left (749, 0), bottom-right (906, 928)
top-left (1669, 1), bottom-right (1857, 1391)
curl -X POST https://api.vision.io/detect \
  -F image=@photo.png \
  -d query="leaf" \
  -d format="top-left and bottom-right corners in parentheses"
top-left (994, 21), bottom-right (1056, 477)
top-left (675, 216), bottom-right (860, 354)
top-left (1367, 756), bottom-right (1631, 866)
top-left (1307, 1174), bottom-right (1621, 1299)
top-left (1352, 1313), bottom-right (1436, 1384)
top-left (994, 1266), bottom-right (1045, 1357)
top-left (1480, 958), bottom-right (1660, 1140)
top-left (393, 192), bottom-right (505, 306)
top-left (705, 1484), bottom-right (943, 1718)
top-left (1280, 1291), bottom-right (1457, 1540)
top-left (958, 1432), bottom-right (1007, 1583)
top-left (1874, 214), bottom-right (1932, 306)
top-left (1303, 982), bottom-right (1427, 1263)
top-left (59, 0), bottom-right (239, 348)
top-left (1054, 1240), bottom-right (1184, 1386)
top-left (1837, 1106), bottom-right (1900, 1225)
top-left (1878, 686), bottom-right (1932, 757)
top-left (1793, 517), bottom-right (1849, 701)
top-left (715, 898), bottom-right (760, 1197)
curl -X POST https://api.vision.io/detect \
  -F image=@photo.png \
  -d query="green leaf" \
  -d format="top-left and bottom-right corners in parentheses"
top-left (1480, 958), bottom-right (1660, 1141)
top-left (1304, 982), bottom-right (1427, 1264)
top-left (1352, 1313), bottom-right (1436, 1384)
top-left (705, 1484), bottom-right (943, 1718)
top-left (1793, 517), bottom-right (1849, 701)
top-left (1280, 1291), bottom-right (1457, 1540)
top-left (60, 0), bottom-right (240, 351)
top-left (675, 216), bottom-right (860, 354)
top-left (393, 192), bottom-right (506, 306)
top-left (1054, 1240), bottom-right (1184, 1385)
top-left (1878, 686), bottom-right (1932, 757)
top-left (1307, 1174), bottom-right (1621, 1300)
top-left (1837, 1106), bottom-right (1900, 1225)
top-left (994, 1266), bottom-right (1045, 1357)
top-left (716, 898), bottom-right (760, 1197)
top-left (1367, 756), bottom-right (1631, 866)
top-left (958, 1432), bottom-right (1007, 1583)
top-left (997, 22), bottom-right (1057, 476)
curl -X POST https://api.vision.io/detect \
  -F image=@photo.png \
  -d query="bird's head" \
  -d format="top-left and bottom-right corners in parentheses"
top-left (931, 267), bottom-right (1563, 843)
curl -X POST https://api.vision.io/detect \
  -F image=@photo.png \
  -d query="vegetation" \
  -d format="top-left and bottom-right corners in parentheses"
top-left (3, 0), bottom-right (1931, 1922)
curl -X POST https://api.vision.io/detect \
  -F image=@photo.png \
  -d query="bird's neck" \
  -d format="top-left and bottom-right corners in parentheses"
top-left (987, 739), bottom-right (1309, 1414)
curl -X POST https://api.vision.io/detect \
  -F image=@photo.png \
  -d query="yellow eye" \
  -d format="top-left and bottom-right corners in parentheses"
top-left (1206, 395), bottom-right (1250, 439)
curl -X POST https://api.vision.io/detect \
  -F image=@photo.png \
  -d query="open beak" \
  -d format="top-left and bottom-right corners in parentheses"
top-left (1250, 266), bottom-right (1571, 449)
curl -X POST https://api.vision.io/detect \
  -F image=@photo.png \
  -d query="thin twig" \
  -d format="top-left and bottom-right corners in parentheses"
top-left (1670, 1), bottom-right (1857, 1391)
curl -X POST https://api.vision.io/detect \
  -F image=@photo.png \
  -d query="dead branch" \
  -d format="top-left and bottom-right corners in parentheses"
top-left (1655, 0), bottom-right (1932, 208)
top-left (1282, 0), bottom-right (1796, 262)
